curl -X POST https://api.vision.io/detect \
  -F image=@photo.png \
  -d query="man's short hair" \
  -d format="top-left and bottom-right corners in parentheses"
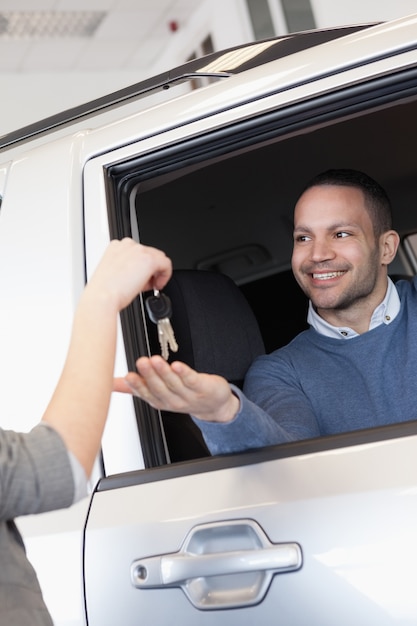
top-left (301, 168), bottom-right (393, 237)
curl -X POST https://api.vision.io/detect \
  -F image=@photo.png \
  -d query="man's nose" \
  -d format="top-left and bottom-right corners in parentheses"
top-left (310, 238), bottom-right (335, 262)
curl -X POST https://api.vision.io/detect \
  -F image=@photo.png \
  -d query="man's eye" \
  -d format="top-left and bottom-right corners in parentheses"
top-left (336, 231), bottom-right (350, 238)
top-left (295, 235), bottom-right (311, 242)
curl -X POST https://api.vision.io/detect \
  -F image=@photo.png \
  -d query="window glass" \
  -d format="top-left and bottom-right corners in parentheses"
top-left (280, 0), bottom-right (316, 32)
top-left (246, 0), bottom-right (275, 40)
top-left (187, 34), bottom-right (215, 90)
top-left (403, 233), bottom-right (417, 273)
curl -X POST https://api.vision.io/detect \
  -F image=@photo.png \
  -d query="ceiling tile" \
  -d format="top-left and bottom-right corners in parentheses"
top-left (95, 11), bottom-right (156, 40)
top-left (76, 39), bottom-right (140, 70)
top-left (0, 40), bottom-right (30, 69)
top-left (0, 0), bottom-right (203, 72)
top-left (18, 39), bottom-right (87, 70)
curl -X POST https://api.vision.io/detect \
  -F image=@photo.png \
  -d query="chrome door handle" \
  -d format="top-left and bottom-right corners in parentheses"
top-left (133, 544), bottom-right (301, 585)
top-left (131, 519), bottom-right (302, 609)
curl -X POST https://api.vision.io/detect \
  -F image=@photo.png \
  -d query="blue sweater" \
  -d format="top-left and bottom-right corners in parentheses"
top-left (195, 277), bottom-right (417, 455)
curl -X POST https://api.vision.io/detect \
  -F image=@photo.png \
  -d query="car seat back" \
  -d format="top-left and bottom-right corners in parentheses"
top-left (164, 269), bottom-right (266, 386)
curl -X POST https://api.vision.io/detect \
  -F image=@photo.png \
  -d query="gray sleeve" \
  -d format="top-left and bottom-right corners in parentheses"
top-left (0, 423), bottom-right (75, 520)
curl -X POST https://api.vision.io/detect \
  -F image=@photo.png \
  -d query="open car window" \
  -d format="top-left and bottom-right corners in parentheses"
top-left (102, 61), bottom-right (417, 468)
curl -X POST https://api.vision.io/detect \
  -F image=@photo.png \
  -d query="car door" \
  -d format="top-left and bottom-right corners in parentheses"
top-left (81, 20), bottom-right (417, 624)
top-left (83, 431), bottom-right (417, 625)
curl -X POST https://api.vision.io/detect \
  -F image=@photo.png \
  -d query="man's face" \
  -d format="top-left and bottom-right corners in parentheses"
top-left (291, 184), bottom-right (382, 315)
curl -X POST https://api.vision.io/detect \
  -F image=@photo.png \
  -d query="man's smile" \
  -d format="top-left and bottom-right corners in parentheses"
top-left (312, 271), bottom-right (346, 280)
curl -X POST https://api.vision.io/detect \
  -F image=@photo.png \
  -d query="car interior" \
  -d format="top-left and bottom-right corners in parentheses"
top-left (105, 65), bottom-right (417, 466)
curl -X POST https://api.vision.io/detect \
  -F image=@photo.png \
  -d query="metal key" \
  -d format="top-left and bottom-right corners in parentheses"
top-left (145, 289), bottom-right (178, 360)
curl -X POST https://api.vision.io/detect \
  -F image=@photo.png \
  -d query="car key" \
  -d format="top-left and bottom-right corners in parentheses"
top-left (145, 289), bottom-right (179, 360)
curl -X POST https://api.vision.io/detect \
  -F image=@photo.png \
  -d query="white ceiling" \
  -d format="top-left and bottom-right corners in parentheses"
top-left (0, 0), bottom-right (201, 73)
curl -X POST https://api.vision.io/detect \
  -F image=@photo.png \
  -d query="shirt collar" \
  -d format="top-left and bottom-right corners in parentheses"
top-left (307, 277), bottom-right (401, 339)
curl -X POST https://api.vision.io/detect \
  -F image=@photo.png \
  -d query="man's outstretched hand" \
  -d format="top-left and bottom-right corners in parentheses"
top-left (114, 356), bottom-right (239, 423)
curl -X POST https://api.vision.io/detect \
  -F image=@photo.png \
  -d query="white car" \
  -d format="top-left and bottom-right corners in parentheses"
top-left (1, 13), bottom-right (417, 625)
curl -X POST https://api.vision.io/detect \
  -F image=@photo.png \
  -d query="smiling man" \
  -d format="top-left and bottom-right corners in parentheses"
top-left (116, 169), bottom-right (417, 455)
top-left (291, 170), bottom-right (399, 335)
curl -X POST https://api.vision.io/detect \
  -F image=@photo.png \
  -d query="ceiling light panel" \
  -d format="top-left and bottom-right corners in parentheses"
top-left (0, 11), bottom-right (106, 39)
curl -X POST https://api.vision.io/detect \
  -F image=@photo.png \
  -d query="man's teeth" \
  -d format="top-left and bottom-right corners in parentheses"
top-left (313, 271), bottom-right (344, 280)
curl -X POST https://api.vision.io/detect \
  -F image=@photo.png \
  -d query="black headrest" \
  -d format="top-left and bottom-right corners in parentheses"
top-left (155, 269), bottom-right (265, 387)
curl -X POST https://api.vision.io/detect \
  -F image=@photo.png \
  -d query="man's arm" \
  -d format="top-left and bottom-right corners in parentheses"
top-left (114, 347), bottom-right (321, 455)
top-left (113, 354), bottom-right (295, 455)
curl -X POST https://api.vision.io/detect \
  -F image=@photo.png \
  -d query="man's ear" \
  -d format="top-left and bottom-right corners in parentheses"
top-left (380, 230), bottom-right (400, 266)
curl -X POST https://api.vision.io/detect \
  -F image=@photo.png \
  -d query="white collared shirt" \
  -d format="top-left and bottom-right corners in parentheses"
top-left (307, 277), bottom-right (401, 339)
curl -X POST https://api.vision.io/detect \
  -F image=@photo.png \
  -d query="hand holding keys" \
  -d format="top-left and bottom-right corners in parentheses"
top-left (145, 289), bottom-right (178, 360)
